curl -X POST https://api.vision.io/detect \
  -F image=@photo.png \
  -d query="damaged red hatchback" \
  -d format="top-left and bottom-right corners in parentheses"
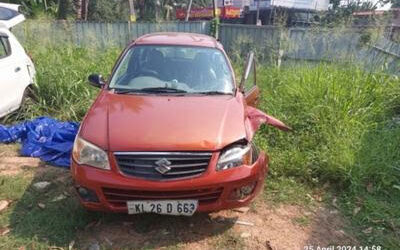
top-left (71, 32), bottom-right (289, 215)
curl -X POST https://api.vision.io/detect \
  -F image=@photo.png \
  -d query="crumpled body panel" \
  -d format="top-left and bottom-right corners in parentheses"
top-left (245, 106), bottom-right (291, 141)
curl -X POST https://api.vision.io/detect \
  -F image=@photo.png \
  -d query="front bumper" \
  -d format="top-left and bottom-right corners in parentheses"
top-left (71, 151), bottom-right (268, 213)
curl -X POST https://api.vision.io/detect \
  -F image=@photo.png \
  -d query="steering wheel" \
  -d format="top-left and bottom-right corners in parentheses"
top-left (136, 69), bottom-right (159, 78)
top-left (115, 69), bottom-right (160, 86)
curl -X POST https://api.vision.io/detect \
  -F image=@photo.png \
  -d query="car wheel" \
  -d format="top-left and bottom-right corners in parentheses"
top-left (1, 86), bottom-right (36, 123)
top-left (20, 86), bottom-right (35, 110)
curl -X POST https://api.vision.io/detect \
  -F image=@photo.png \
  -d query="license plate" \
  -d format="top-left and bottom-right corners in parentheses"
top-left (127, 200), bottom-right (198, 216)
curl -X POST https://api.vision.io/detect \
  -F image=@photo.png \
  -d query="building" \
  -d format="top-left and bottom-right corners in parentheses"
top-left (353, 8), bottom-right (400, 43)
top-left (176, 0), bottom-right (330, 26)
top-left (241, 0), bottom-right (329, 25)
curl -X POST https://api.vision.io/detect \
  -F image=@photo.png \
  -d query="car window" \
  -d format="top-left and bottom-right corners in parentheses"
top-left (0, 36), bottom-right (10, 58)
top-left (0, 7), bottom-right (19, 20)
top-left (109, 45), bottom-right (234, 94)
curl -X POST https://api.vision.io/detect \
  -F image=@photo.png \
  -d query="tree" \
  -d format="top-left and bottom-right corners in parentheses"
top-left (380, 0), bottom-right (400, 8)
top-left (87, 0), bottom-right (125, 21)
top-left (323, 0), bottom-right (390, 25)
top-left (388, 0), bottom-right (400, 7)
top-left (4, 0), bottom-right (59, 17)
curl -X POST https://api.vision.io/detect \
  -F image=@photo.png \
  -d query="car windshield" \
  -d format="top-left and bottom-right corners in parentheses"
top-left (109, 45), bottom-right (234, 94)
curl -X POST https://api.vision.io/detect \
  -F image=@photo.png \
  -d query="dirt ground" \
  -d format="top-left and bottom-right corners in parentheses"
top-left (0, 144), bottom-right (358, 249)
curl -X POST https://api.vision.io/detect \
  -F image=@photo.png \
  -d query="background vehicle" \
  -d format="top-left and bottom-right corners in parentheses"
top-left (0, 3), bottom-right (36, 118)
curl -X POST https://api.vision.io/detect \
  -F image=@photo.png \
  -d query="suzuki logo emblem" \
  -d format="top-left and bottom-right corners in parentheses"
top-left (155, 158), bottom-right (172, 174)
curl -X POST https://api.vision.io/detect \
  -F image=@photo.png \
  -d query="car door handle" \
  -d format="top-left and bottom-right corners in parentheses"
top-left (15, 67), bottom-right (21, 72)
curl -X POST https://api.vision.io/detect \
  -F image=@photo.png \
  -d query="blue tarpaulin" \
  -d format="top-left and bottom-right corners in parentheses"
top-left (0, 117), bottom-right (79, 167)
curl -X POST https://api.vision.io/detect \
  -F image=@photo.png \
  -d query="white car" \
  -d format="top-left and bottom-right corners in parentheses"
top-left (0, 3), bottom-right (36, 118)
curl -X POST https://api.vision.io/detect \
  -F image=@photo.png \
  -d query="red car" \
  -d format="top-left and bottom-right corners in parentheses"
top-left (71, 32), bottom-right (288, 215)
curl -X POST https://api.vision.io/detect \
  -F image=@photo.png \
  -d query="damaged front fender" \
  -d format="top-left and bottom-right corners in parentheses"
top-left (245, 106), bottom-right (291, 141)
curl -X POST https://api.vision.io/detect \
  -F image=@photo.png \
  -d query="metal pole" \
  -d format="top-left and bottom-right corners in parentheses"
top-left (185, 0), bottom-right (193, 22)
top-left (213, 0), bottom-right (217, 18)
top-left (213, 0), bottom-right (219, 40)
top-left (84, 0), bottom-right (89, 21)
top-left (128, 0), bottom-right (136, 22)
top-left (256, 0), bottom-right (260, 25)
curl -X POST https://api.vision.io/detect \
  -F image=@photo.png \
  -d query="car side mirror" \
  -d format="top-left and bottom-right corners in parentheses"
top-left (88, 74), bottom-right (105, 88)
top-left (239, 52), bottom-right (255, 92)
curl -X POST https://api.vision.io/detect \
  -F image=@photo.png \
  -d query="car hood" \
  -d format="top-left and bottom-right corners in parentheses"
top-left (80, 91), bottom-right (248, 152)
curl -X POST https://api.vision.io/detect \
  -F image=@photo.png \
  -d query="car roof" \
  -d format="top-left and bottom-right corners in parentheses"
top-left (133, 32), bottom-right (222, 49)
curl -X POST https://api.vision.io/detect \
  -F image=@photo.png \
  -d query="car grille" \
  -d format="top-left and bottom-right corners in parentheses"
top-left (114, 152), bottom-right (212, 180)
top-left (102, 187), bottom-right (223, 207)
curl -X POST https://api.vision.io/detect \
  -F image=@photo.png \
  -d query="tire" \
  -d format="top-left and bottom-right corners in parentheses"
top-left (9, 86), bottom-right (35, 122)
top-left (20, 86), bottom-right (35, 110)
top-left (0, 86), bottom-right (35, 123)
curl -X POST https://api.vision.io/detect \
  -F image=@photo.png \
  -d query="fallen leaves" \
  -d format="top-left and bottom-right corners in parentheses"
top-left (0, 227), bottom-right (10, 236)
top-left (51, 194), bottom-right (67, 202)
top-left (353, 206), bottom-right (361, 215)
top-left (33, 181), bottom-right (51, 191)
top-left (265, 240), bottom-right (273, 250)
top-left (393, 185), bottom-right (400, 191)
top-left (85, 220), bottom-right (102, 231)
top-left (362, 227), bottom-right (373, 234)
top-left (240, 232), bottom-right (251, 238)
top-left (233, 206), bottom-right (250, 213)
top-left (0, 200), bottom-right (10, 212)
top-left (104, 237), bottom-right (113, 246)
top-left (332, 197), bottom-right (338, 208)
top-left (314, 195), bottom-right (323, 202)
top-left (37, 203), bottom-right (46, 209)
top-left (68, 240), bottom-right (75, 250)
top-left (88, 242), bottom-right (100, 250)
top-left (366, 183), bottom-right (374, 193)
top-left (235, 220), bottom-right (255, 226)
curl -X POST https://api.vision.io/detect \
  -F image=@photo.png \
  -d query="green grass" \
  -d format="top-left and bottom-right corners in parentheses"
top-left (292, 215), bottom-right (311, 227)
top-left (1, 168), bottom-right (236, 249)
top-left (254, 64), bottom-right (400, 248)
top-left (1, 45), bottom-right (399, 248)
top-left (263, 176), bottom-right (314, 206)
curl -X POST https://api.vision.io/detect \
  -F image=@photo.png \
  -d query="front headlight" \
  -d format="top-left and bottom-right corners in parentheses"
top-left (216, 144), bottom-right (252, 171)
top-left (72, 136), bottom-right (110, 170)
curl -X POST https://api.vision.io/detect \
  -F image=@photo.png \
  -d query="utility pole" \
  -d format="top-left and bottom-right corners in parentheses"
top-left (84, 0), bottom-right (89, 21)
top-left (256, 0), bottom-right (261, 25)
top-left (212, 0), bottom-right (219, 39)
top-left (185, 0), bottom-right (193, 22)
top-left (213, 0), bottom-right (217, 18)
top-left (129, 0), bottom-right (136, 22)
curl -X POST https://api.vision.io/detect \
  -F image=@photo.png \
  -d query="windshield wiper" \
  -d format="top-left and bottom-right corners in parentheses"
top-left (140, 87), bottom-right (187, 93)
top-left (113, 87), bottom-right (187, 94)
top-left (113, 88), bottom-right (146, 94)
top-left (195, 91), bottom-right (232, 95)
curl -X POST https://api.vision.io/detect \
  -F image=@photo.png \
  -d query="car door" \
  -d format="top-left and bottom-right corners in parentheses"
top-left (0, 32), bottom-right (21, 117)
top-left (240, 52), bottom-right (260, 107)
